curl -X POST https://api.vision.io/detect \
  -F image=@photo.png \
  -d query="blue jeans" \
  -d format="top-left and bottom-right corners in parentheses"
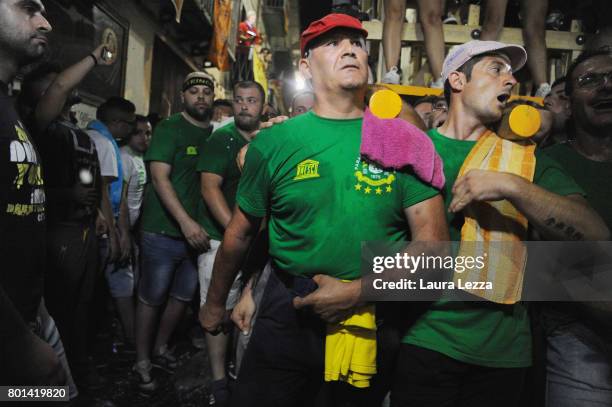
top-left (543, 308), bottom-right (612, 407)
top-left (138, 232), bottom-right (198, 306)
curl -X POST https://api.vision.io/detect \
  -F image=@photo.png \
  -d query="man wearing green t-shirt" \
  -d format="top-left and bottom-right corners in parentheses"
top-left (196, 80), bottom-right (264, 405)
top-left (200, 13), bottom-right (448, 406)
top-left (394, 41), bottom-right (609, 406)
top-left (134, 72), bottom-right (215, 391)
top-left (541, 49), bottom-right (612, 407)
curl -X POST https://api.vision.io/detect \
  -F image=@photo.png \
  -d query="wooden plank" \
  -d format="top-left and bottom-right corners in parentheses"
top-left (375, 83), bottom-right (543, 104)
top-left (467, 4), bottom-right (480, 26)
top-left (363, 20), bottom-right (584, 51)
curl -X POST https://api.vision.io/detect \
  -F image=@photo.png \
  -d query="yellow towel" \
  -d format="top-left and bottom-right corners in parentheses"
top-left (324, 304), bottom-right (377, 388)
top-left (455, 131), bottom-right (536, 304)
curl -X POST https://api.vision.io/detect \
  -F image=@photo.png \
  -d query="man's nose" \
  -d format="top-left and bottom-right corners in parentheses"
top-left (503, 73), bottom-right (517, 88)
top-left (339, 39), bottom-right (357, 56)
top-left (35, 15), bottom-right (52, 33)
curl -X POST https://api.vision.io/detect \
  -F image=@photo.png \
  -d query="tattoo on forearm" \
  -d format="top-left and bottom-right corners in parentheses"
top-left (544, 217), bottom-right (584, 240)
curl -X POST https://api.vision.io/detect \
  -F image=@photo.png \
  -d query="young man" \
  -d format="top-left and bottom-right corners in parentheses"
top-left (197, 80), bottom-right (265, 406)
top-left (201, 13), bottom-right (448, 406)
top-left (19, 50), bottom-right (112, 389)
top-left (542, 49), bottom-right (612, 407)
top-left (290, 90), bottom-right (315, 117)
top-left (134, 71), bottom-right (215, 390)
top-left (544, 76), bottom-right (571, 144)
top-left (395, 40), bottom-right (609, 407)
top-left (121, 114), bottom-right (150, 228)
top-left (0, 0), bottom-right (67, 386)
top-left (87, 97), bottom-right (136, 371)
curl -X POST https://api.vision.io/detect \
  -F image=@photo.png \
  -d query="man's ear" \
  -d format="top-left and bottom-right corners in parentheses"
top-left (299, 58), bottom-right (312, 80)
top-left (180, 92), bottom-right (185, 104)
top-left (448, 71), bottom-right (466, 92)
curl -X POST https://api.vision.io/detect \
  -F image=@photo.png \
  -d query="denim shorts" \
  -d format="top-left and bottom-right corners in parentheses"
top-left (138, 232), bottom-right (198, 306)
top-left (99, 237), bottom-right (134, 298)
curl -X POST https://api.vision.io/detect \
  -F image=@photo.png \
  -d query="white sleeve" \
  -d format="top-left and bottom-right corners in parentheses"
top-left (120, 150), bottom-right (134, 183)
top-left (87, 130), bottom-right (118, 179)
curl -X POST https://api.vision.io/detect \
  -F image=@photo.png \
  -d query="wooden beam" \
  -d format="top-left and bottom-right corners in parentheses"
top-left (467, 4), bottom-right (480, 26)
top-left (363, 20), bottom-right (584, 51)
top-left (377, 83), bottom-right (544, 104)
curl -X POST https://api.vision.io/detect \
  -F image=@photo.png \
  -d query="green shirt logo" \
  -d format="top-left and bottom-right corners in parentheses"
top-left (354, 158), bottom-right (395, 195)
top-left (294, 159), bottom-right (320, 180)
top-left (186, 146), bottom-right (198, 155)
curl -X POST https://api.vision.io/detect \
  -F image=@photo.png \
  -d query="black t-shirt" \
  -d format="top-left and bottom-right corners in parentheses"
top-left (0, 82), bottom-right (45, 323)
top-left (37, 119), bottom-right (101, 223)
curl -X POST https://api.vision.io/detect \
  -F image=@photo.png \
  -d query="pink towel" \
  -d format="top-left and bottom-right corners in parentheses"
top-left (360, 108), bottom-right (445, 190)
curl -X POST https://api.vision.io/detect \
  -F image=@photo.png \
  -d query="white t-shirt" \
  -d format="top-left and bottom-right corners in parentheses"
top-left (120, 146), bottom-right (146, 228)
top-left (87, 129), bottom-right (118, 179)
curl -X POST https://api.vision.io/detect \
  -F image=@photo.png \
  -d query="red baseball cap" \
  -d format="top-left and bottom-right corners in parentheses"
top-left (300, 13), bottom-right (368, 57)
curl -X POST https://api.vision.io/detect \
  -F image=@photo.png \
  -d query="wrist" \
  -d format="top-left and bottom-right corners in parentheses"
top-left (89, 53), bottom-right (98, 66)
top-left (347, 280), bottom-right (362, 307)
top-left (503, 173), bottom-right (525, 201)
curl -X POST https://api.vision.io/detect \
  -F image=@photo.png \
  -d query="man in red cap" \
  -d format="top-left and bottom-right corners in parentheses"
top-left (200, 13), bottom-right (448, 406)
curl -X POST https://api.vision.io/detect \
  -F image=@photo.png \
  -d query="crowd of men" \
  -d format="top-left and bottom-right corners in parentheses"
top-left (1, 1), bottom-right (612, 407)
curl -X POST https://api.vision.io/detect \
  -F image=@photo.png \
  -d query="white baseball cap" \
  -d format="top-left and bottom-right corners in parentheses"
top-left (441, 40), bottom-right (527, 82)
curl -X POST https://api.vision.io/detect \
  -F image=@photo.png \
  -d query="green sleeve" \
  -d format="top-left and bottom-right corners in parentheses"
top-left (398, 171), bottom-right (440, 208)
top-left (196, 132), bottom-right (229, 176)
top-left (144, 121), bottom-right (176, 164)
top-left (534, 151), bottom-right (585, 197)
top-left (236, 144), bottom-right (270, 218)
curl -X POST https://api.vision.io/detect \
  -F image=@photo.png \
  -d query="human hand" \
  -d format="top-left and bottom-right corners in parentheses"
top-left (200, 302), bottom-right (228, 335)
top-left (292, 275), bottom-right (360, 323)
top-left (92, 44), bottom-right (114, 66)
top-left (179, 218), bottom-right (211, 252)
top-left (231, 287), bottom-right (256, 334)
top-left (449, 170), bottom-right (520, 213)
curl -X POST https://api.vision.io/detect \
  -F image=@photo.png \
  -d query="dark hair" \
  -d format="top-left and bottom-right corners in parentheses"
top-left (550, 76), bottom-right (566, 89)
top-left (135, 114), bottom-right (149, 124)
top-left (565, 49), bottom-right (612, 96)
top-left (233, 81), bottom-right (265, 102)
top-left (97, 96), bottom-right (136, 123)
top-left (443, 52), bottom-right (508, 105)
top-left (213, 99), bottom-right (233, 109)
top-left (506, 99), bottom-right (545, 110)
top-left (414, 95), bottom-right (440, 108)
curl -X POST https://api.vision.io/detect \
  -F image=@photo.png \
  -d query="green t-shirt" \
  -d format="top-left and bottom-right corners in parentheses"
top-left (544, 142), bottom-right (612, 231)
top-left (196, 122), bottom-right (248, 240)
top-left (236, 111), bottom-right (439, 280)
top-left (141, 113), bottom-right (213, 237)
top-left (403, 128), bottom-right (585, 368)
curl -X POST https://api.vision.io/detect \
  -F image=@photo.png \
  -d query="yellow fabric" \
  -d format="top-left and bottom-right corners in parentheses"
top-left (324, 304), bottom-right (377, 388)
top-left (253, 49), bottom-right (268, 101)
top-left (455, 130), bottom-right (536, 304)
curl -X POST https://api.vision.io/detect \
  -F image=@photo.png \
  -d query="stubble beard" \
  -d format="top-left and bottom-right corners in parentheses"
top-left (235, 114), bottom-right (260, 132)
top-left (185, 104), bottom-right (212, 122)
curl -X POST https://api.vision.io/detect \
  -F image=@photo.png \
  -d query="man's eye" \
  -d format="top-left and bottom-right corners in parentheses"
top-left (326, 40), bottom-right (338, 47)
top-left (351, 40), bottom-right (363, 47)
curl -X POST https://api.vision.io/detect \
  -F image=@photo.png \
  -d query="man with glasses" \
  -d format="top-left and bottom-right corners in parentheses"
top-left (134, 72), bottom-right (215, 391)
top-left (413, 96), bottom-right (448, 129)
top-left (542, 49), bottom-right (612, 407)
top-left (197, 80), bottom-right (264, 406)
top-left (544, 76), bottom-right (571, 144)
